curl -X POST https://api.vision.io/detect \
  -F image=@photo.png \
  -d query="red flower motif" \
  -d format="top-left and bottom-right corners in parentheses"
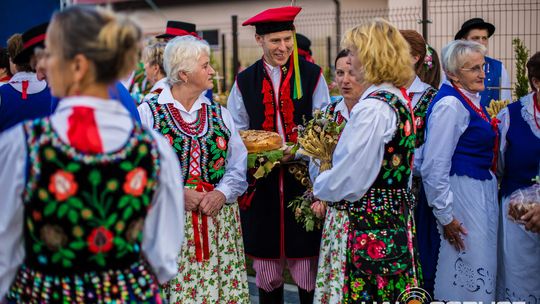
top-left (216, 136), bottom-right (227, 150)
top-left (355, 233), bottom-right (370, 249)
top-left (415, 116), bottom-right (423, 129)
top-left (87, 227), bottom-right (114, 253)
top-left (49, 170), bottom-right (78, 201)
top-left (123, 168), bottom-right (148, 196)
top-left (164, 134), bottom-right (174, 145)
top-left (213, 157), bottom-right (225, 170)
top-left (404, 120), bottom-right (412, 137)
top-left (366, 239), bottom-right (387, 259)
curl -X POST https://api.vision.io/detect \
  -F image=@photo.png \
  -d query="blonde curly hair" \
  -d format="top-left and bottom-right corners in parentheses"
top-left (343, 18), bottom-right (414, 88)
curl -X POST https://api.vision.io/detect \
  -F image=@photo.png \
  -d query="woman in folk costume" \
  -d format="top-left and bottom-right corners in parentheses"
top-left (313, 19), bottom-right (422, 302)
top-left (0, 6), bottom-right (185, 303)
top-left (421, 40), bottom-right (498, 301)
top-left (0, 23), bottom-right (53, 132)
top-left (138, 35), bottom-right (249, 303)
top-left (496, 52), bottom-right (540, 304)
top-left (400, 29), bottom-right (439, 296)
top-left (141, 42), bottom-right (167, 102)
top-left (312, 48), bottom-right (370, 303)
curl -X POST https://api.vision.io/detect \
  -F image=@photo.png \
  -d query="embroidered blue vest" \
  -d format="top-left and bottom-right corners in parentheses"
top-left (480, 56), bottom-right (503, 108)
top-left (427, 84), bottom-right (496, 180)
top-left (0, 83), bottom-right (52, 132)
top-left (500, 98), bottom-right (540, 197)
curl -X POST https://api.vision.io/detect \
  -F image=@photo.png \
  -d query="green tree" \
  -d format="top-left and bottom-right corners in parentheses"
top-left (513, 38), bottom-right (530, 99)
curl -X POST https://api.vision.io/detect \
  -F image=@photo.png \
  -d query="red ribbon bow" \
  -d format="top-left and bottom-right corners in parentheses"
top-left (185, 176), bottom-right (214, 262)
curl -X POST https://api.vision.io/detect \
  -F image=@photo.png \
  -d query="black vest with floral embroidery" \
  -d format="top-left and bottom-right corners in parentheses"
top-left (323, 98), bottom-right (346, 124)
top-left (413, 86), bottom-right (437, 147)
top-left (145, 97), bottom-right (231, 186)
top-left (8, 118), bottom-right (160, 303)
top-left (333, 90), bottom-right (416, 211)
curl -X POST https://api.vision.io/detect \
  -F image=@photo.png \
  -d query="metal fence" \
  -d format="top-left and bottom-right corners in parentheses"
top-left (203, 0), bottom-right (539, 93)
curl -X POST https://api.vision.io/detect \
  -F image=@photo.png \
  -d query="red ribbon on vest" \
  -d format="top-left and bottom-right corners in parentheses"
top-left (21, 80), bottom-right (29, 100)
top-left (186, 176), bottom-right (214, 262)
top-left (67, 106), bottom-right (104, 154)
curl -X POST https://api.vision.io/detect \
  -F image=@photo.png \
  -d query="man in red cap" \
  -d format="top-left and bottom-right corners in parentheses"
top-left (227, 6), bottom-right (330, 304)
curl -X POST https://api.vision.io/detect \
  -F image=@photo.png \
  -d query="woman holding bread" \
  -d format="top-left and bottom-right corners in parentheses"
top-left (138, 35), bottom-right (250, 303)
top-left (496, 51), bottom-right (540, 303)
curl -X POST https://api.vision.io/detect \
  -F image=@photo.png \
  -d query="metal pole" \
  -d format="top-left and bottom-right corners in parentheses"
top-left (422, 0), bottom-right (428, 42)
top-left (232, 15), bottom-right (239, 79)
top-left (333, 0), bottom-right (341, 53)
top-left (327, 36), bottom-right (332, 71)
top-left (221, 33), bottom-right (227, 91)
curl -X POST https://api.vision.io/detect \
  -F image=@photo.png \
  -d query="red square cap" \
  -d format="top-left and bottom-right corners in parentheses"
top-left (242, 6), bottom-right (302, 35)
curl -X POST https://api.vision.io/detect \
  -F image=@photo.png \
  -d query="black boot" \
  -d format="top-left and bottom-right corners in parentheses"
top-left (258, 285), bottom-right (284, 304)
top-left (298, 287), bottom-right (314, 304)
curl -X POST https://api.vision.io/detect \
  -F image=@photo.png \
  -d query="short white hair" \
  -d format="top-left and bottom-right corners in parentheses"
top-left (163, 35), bottom-right (210, 86)
top-left (441, 40), bottom-right (487, 75)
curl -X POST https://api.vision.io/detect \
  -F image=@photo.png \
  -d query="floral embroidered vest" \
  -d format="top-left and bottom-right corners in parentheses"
top-left (323, 97), bottom-right (347, 124)
top-left (8, 118), bottom-right (160, 303)
top-left (333, 90), bottom-right (416, 212)
top-left (413, 86), bottom-right (437, 147)
top-left (145, 97), bottom-right (231, 186)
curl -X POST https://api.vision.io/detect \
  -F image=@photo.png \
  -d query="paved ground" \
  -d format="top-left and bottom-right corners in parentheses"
top-left (248, 276), bottom-right (300, 304)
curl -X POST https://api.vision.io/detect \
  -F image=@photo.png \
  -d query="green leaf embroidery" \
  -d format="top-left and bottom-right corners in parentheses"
top-left (67, 197), bottom-right (83, 209)
top-left (32, 243), bottom-right (42, 253)
top-left (58, 204), bottom-right (69, 218)
top-left (132, 197), bottom-right (141, 211)
top-left (44, 202), bottom-right (58, 216)
top-left (123, 207), bottom-right (133, 220)
top-left (89, 169), bottom-right (101, 186)
top-left (106, 214), bottom-right (118, 228)
top-left (68, 210), bottom-right (78, 224)
top-left (142, 195), bottom-right (150, 207)
top-left (62, 259), bottom-right (73, 268)
top-left (52, 252), bottom-right (62, 263)
top-left (62, 249), bottom-right (76, 259)
top-left (119, 196), bottom-right (131, 209)
top-left (69, 240), bottom-right (86, 250)
top-left (382, 170), bottom-right (391, 179)
top-left (66, 163), bottom-right (81, 172)
top-left (120, 161), bottom-right (134, 171)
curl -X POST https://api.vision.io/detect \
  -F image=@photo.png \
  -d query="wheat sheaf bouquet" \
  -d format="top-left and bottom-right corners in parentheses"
top-left (288, 110), bottom-right (345, 231)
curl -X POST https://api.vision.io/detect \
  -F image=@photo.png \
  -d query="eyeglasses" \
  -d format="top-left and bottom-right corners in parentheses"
top-left (460, 63), bottom-right (486, 74)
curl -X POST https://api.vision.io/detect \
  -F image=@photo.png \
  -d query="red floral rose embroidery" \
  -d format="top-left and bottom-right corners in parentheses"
top-left (355, 233), bottom-right (370, 249)
top-left (213, 157), bottom-right (225, 170)
top-left (164, 134), bottom-right (174, 145)
top-left (366, 239), bottom-right (386, 259)
top-left (87, 227), bottom-right (114, 253)
top-left (415, 116), bottom-right (423, 129)
top-left (216, 136), bottom-right (227, 150)
top-left (123, 168), bottom-right (148, 196)
top-left (49, 170), bottom-right (78, 201)
top-left (404, 120), bottom-right (412, 137)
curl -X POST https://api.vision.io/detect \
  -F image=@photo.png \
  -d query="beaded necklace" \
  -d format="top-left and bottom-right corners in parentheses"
top-left (451, 83), bottom-right (489, 122)
top-left (166, 103), bottom-right (207, 136)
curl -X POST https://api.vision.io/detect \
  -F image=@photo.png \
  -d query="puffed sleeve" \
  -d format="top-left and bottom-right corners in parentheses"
top-left (0, 125), bottom-right (27, 300)
top-left (496, 106), bottom-right (510, 178)
top-left (141, 129), bottom-right (185, 283)
top-left (214, 107), bottom-right (248, 203)
top-left (226, 82), bottom-right (250, 131)
top-left (421, 96), bottom-right (469, 226)
top-left (313, 98), bottom-right (397, 202)
top-left (312, 73), bottom-right (331, 111)
top-left (137, 102), bottom-right (155, 130)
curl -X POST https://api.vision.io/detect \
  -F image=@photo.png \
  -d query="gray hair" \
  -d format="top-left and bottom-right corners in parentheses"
top-left (163, 35), bottom-right (210, 86)
top-left (441, 40), bottom-right (487, 76)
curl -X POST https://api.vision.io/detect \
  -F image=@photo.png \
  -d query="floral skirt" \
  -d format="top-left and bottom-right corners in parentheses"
top-left (314, 207), bottom-right (350, 304)
top-left (162, 203), bottom-right (249, 304)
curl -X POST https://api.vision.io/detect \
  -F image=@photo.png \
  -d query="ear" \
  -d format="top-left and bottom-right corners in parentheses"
top-left (178, 70), bottom-right (189, 83)
top-left (412, 55), bottom-right (420, 65)
top-left (255, 34), bottom-right (264, 47)
top-left (71, 54), bottom-right (91, 84)
top-left (446, 70), bottom-right (460, 83)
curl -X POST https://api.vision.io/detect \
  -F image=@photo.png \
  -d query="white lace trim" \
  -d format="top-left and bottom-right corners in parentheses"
top-left (519, 95), bottom-right (540, 139)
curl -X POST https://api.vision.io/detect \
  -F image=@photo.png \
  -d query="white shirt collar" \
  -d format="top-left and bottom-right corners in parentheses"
top-left (361, 83), bottom-right (403, 101)
top-left (523, 92), bottom-right (538, 116)
top-left (8, 72), bottom-right (48, 94)
top-left (407, 76), bottom-right (430, 94)
top-left (443, 80), bottom-right (482, 107)
top-left (149, 77), bottom-right (167, 93)
top-left (56, 96), bottom-right (130, 115)
top-left (263, 60), bottom-right (282, 75)
top-left (156, 83), bottom-right (211, 114)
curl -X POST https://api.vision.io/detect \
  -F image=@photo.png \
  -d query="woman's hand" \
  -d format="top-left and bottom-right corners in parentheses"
top-left (184, 188), bottom-right (205, 211)
top-left (443, 218), bottom-right (468, 251)
top-left (280, 145), bottom-right (295, 163)
top-left (311, 201), bottom-right (326, 219)
top-left (522, 205), bottom-right (540, 233)
top-left (199, 190), bottom-right (226, 217)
